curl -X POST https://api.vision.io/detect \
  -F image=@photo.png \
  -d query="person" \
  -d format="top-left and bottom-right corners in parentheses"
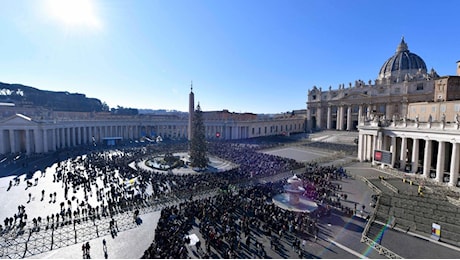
top-left (85, 242), bottom-right (91, 258)
top-left (133, 209), bottom-right (139, 223)
top-left (82, 243), bottom-right (86, 259)
top-left (103, 239), bottom-right (108, 259)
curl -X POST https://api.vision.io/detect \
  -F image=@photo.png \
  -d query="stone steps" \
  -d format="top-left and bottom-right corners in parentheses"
top-left (376, 192), bottom-right (460, 243)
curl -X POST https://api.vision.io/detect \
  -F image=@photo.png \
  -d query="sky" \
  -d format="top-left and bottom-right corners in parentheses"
top-left (0, 0), bottom-right (459, 114)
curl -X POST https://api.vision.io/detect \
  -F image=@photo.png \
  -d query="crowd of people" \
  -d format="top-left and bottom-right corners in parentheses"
top-left (208, 142), bottom-right (304, 178)
top-left (1, 136), bottom-right (354, 259)
top-left (303, 141), bottom-right (357, 155)
top-left (142, 160), bottom-right (352, 258)
top-left (1, 139), bottom-right (298, 236)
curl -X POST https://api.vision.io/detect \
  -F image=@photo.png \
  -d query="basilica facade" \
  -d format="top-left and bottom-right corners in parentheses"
top-left (306, 38), bottom-right (440, 132)
top-left (344, 39), bottom-right (460, 187)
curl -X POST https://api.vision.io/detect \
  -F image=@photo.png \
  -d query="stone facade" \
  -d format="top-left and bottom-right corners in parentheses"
top-left (354, 38), bottom-right (460, 187)
top-left (306, 38), bottom-right (440, 131)
top-left (0, 108), bottom-right (306, 155)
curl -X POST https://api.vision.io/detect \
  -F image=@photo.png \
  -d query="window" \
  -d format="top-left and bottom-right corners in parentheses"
top-left (441, 105), bottom-right (446, 113)
top-left (416, 83), bottom-right (424, 90)
top-left (312, 95), bottom-right (316, 100)
top-left (395, 88), bottom-right (400, 94)
top-left (455, 104), bottom-right (460, 112)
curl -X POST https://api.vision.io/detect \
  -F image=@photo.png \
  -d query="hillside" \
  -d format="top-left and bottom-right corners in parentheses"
top-left (0, 82), bottom-right (105, 112)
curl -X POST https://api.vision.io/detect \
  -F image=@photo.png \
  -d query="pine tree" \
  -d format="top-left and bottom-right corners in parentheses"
top-left (189, 104), bottom-right (208, 169)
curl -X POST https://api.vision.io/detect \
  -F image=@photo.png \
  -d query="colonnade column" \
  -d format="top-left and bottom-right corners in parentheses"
top-left (336, 106), bottom-right (341, 130)
top-left (423, 140), bottom-right (432, 178)
top-left (390, 136), bottom-right (396, 167)
top-left (317, 107), bottom-right (322, 129)
top-left (346, 106), bottom-right (352, 131)
top-left (71, 128), bottom-right (76, 147)
top-left (365, 135), bottom-right (372, 161)
top-left (25, 129), bottom-right (31, 155)
top-left (55, 128), bottom-right (59, 149)
top-left (411, 138), bottom-right (419, 173)
top-left (82, 127), bottom-right (87, 145)
top-left (89, 127), bottom-right (93, 143)
top-left (339, 106), bottom-right (345, 130)
top-left (9, 130), bottom-right (16, 153)
top-left (371, 134), bottom-right (377, 165)
top-left (435, 141), bottom-right (445, 182)
top-left (51, 128), bottom-right (57, 151)
top-left (43, 129), bottom-right (48, 153)
top-left (358, 105), bottom-right (363, 125)
top-left (65, 128), bottom-right (70, 148)
top-left (449, 142), bottom-right (459, 187)
top-left (399, 137), bottom-right (407, 171)
top-left (33, 129), bottom-right (41, 153)
top-left (357, 133), bottom-right (364, 161)
top-left (377, 132), bottom-right (382, 150)
top-left (327, 106), bottom-right (332, 129)
top-left (76, 127), bottom-right (81, 145)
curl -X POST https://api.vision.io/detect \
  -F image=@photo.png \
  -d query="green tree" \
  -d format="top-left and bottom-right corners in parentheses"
top-left (189, 104), bottom-right (208, 169)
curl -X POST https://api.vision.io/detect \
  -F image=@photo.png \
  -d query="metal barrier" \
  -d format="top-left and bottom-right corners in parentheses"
top-left (359, 187), bottom-right (402, 259)
top-left (361, 235), bottom-right (403, 259)
top-left (381, 179), bottom-right (399, 194)
top-left (0, 188), bottom-right (220, 259)
top-left (360, 176), bottom-right (382, 195)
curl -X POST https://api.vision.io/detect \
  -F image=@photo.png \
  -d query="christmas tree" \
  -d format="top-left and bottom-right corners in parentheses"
top-left (189, 104), bottom-right (208, 169)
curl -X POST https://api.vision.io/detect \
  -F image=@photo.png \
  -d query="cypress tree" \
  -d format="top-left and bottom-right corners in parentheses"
top-left (189, 104), bottom-right (208, 169)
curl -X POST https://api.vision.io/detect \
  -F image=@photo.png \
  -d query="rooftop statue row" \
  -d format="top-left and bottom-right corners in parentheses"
top-left (361, 113), bottom-right (460, 130)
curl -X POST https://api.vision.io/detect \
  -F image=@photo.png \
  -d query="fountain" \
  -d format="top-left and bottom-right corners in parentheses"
top-left (272, 174), bottom-right (318, 213)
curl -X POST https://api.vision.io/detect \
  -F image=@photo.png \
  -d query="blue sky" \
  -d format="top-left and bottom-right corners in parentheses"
top-left (0, 0), bottom-right (459, 114)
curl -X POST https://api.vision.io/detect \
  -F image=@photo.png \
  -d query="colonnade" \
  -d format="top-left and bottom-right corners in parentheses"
top-left (358, 131), bottom-right (460, 187)
top-left (324, 104), bottom-right (365, 131)
top-left (0, 123), bottom-right (142, 155)
top-left (0, 114), bottom-right (306, 155)
top-left (310, 102), bottom-right (401, 132)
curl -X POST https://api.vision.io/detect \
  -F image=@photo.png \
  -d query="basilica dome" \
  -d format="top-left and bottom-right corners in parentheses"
top-left (378, 37), bottom-right (427, 81)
